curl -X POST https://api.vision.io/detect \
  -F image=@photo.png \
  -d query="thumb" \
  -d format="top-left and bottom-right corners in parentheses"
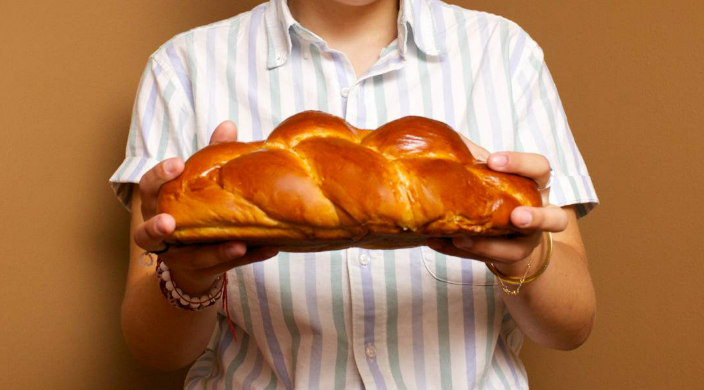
top-left (134, 214), bottom-right (175, 253)
top-left (209, 120), bottom-right (238, 145)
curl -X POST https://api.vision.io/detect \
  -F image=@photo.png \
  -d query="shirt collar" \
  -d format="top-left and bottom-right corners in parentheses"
top-left (397, 0), bottom-right (448, 57)
top-left (265, 0), bottom-right (447, 69)
top-left (264, 0), bottom-right (296, 69)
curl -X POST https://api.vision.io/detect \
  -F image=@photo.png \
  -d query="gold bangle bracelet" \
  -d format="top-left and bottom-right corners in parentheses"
top-left (486, 231), bottom-right (553, 286)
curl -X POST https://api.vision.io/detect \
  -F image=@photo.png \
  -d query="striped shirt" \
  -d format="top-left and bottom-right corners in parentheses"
top-left (109, 0), bottom-right (598, 388)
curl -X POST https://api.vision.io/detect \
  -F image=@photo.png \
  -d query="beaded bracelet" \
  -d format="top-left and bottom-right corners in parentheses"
top-left (155, 258), bottom-right (225, 311)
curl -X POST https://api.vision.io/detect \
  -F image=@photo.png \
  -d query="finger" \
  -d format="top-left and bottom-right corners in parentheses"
top-left (162, 242), bottom-right (278, 280)
top-left (511, 205), bottom-right (568, 232)
top-left (134, 214), bottom-right (175, 252)
top-left (487, 152), bottom-right (551, 187)
top-left (139, 158), bottom-right (184, 219)
top-left (163, 241), bottom-right (277, 270)
top-left (163, 241), bottom-right (247, 270)
top-left (452, 233), bottom-right (541, 263)
top-left (200, 246), bottom-right (279, 274)
top-left (209, 120), bottom-right (239, 145)
top-left (427, 238), bottom-right (491, 261)
top-left (458, 133), bottom-right (490, 161)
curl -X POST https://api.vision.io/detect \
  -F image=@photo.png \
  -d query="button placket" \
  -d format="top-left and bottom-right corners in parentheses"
top-left (345, 247), bottom-right (370, 382)
top-left (360, 249), bottom-right (375, 364)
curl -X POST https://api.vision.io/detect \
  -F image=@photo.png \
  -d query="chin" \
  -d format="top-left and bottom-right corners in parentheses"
top-left (333, 0), bottom-right (385, 6)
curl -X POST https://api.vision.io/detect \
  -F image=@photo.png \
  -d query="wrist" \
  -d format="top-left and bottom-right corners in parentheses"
top-left (486, 232), bottom-right (553, 295)
top-left (156, 259), bottom-right (225, 311)
top-left (491, 233), bottom-right (547, 278)
top-left (169, 268), bottom-right (221, 297)
top-left (492, 256), bottom-right (533, 278)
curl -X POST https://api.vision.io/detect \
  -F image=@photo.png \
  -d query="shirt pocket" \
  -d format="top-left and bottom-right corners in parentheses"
top-left (419, 246), bottom-right (496, 288)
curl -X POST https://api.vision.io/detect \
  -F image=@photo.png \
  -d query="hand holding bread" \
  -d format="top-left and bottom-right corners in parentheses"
top-left (132, 120), bottom-right (279, 296)
top-left (156, 111), bottom-right (542, 252)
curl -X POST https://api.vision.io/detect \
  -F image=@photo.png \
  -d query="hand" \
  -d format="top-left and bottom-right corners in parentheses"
top-left (428, 137), bottom-right (568, 276)
top-left (133, 121), bottom-right (279, 295)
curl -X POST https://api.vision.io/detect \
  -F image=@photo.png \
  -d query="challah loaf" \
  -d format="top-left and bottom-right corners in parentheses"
top-left (157, 110), bottom-right (541, 252)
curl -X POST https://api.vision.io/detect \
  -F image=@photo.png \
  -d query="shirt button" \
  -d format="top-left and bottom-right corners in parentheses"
top-left (365, 344), bottom-right (377, 359)
top-left (340, 87), bottom-right (350, 97)
top-left (359, 253), bottom-right (370, 266)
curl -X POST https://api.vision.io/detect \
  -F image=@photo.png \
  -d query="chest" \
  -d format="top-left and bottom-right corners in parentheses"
top-left (188, 38), bottom-right (519, 154)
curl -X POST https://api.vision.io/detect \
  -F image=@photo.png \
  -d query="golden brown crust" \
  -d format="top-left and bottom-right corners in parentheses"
top-left (156, 111), bottom-right (541, 251)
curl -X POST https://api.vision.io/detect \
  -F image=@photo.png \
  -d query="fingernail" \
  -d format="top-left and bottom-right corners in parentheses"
top-left (453, 237), bottom-right (473, 248)
top-left (515, 210), bottom-right (533, 227)
top-left (163, 159), bottom-right (174, 174)
top-left (226, 243), bottom-right (245, 258)
top-left (489, 154), bottom-right (508, 168)
top-left (156, 217), bottom-right (168, 234)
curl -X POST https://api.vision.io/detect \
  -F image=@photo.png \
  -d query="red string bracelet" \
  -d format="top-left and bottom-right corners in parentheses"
top-left (221, 273), bottom-right (238, 342)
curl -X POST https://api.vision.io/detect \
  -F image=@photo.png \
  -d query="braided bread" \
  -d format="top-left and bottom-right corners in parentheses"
top-left (157, 111), bottom-right (541, 252)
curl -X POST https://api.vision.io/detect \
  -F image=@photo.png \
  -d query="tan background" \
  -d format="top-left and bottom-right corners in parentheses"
top-left (1, 0), bottom-right (702, 388)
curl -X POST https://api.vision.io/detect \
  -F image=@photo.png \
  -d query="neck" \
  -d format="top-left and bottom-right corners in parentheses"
top-left (288, 0), bottom-right (399, 76)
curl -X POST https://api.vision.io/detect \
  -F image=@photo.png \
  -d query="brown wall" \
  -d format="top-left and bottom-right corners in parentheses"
top-left (1, 0), bottom-right (702, 388)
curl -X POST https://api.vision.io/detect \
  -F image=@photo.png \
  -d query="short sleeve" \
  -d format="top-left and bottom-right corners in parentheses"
top-left (510, 35), bottom-right (599, 217)
top-left (108, 55), bottom-right (195, 209)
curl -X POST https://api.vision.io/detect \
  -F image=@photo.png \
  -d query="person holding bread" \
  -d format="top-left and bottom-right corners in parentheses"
top-left (110, 0), bottom-right (598, 388)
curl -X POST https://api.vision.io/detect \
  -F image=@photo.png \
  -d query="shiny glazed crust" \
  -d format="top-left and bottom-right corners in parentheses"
top-left (157, 111), bottom-right (541, 251)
